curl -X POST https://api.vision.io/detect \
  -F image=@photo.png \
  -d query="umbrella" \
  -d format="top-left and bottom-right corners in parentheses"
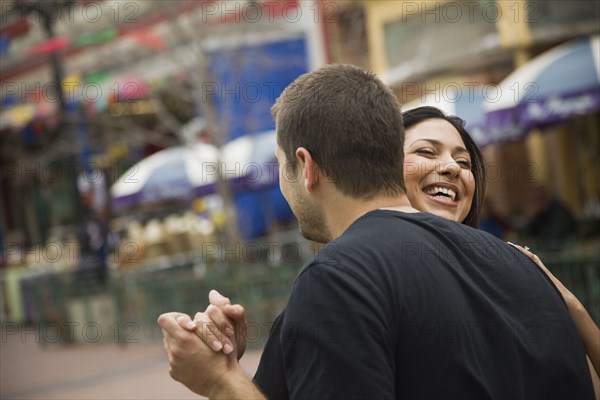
top-left (220, 130), bottom-right (279, 192)
top-left (110, 143), bottom-right (220, 211)
top-left (485, 34), bottom-right (600, 142)
top-left (110, 132), bottom-right (290, 238)
top-left (220, 130), bottom-right (293, 239)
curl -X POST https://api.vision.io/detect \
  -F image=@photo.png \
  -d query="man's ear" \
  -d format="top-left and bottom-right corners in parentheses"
top-left (295, 147), bottom-right (319, 192)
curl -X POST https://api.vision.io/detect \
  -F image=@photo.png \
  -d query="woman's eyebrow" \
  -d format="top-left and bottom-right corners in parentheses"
top-left (409, 138), bottom-right (441, 147)
top-left (409, 138), bottom-right (469, 154)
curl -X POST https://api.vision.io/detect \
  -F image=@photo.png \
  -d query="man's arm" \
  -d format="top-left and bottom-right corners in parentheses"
top-left (510, 243), bottom-right (600, 399)
top-left (157, 312), bottom-right (265, 399)
top-left (511, 244), bottom-right (600, 374)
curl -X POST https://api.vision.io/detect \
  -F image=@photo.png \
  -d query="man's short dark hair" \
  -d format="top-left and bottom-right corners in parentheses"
top-left (272, 64), bottom-right (406, 199)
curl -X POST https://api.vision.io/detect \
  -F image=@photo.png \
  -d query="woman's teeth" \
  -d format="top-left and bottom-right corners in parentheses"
top-left (424, 187), bottom-right (457, 201)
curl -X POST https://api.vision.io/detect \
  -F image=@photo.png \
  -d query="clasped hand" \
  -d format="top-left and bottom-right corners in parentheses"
top-left (157, 290), bottom-right (248, 397)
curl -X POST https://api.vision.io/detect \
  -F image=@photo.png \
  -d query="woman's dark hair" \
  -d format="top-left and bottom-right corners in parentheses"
top-left (402, 106), bottom-right (486, 228)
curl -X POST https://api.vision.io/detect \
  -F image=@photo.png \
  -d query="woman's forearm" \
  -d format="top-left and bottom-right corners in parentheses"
top-left (567, 295), bottom-right (600, 378)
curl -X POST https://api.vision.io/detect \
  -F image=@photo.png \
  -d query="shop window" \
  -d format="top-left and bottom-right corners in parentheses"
top-left (384, 1), bottom-right (498, 74)
top-left (528, 0), bottom-right (600, 43)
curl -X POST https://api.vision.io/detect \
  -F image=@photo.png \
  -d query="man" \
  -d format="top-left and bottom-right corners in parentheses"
top-left (158, 64), bottom-right (594, 399)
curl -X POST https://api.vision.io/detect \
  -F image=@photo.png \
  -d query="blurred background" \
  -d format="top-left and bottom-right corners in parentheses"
top-left (0, 0), bottom-right (599, 398)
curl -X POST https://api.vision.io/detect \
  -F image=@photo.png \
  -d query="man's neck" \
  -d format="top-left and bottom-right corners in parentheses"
top-left (322, 193), bottom-right (418, 240)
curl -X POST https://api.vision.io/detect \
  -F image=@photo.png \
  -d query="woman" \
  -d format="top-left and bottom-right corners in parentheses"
top-left (401, 106), bottom-right (485, 228)
top-left (177, 106), bottom-right (599, 393)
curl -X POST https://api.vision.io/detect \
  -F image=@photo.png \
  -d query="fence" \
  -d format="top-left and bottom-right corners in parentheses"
top-left (542, 252), bottom-right (600, 325)
top-left (112, 256), bottom-right (304, 347)
top-left (8, 244), bottom-right (599, 346)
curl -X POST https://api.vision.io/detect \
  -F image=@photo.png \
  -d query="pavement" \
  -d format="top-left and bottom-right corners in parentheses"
top-left (1, 324), bottom-right (263, 400)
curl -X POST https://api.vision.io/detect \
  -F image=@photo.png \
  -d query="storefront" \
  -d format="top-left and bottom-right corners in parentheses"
top-left (485, 35), bottom-right (600, 230)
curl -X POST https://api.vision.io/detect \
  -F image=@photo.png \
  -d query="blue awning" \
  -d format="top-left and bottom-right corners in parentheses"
top-left (485, 35), bottom-right (600, 142)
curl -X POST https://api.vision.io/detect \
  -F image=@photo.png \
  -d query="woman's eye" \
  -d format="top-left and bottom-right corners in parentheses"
top-left (457, 160), bottom-right (472, 169)
top-left (416, 149), bottom-right (435, 156)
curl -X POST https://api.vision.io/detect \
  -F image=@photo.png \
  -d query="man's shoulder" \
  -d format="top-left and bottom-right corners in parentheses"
top-left (339, 210), bottom-right (528, 270)
top-left (343, 209), bottom-right (486, 242)
top-left (299, 209), bottom-right (527, 286)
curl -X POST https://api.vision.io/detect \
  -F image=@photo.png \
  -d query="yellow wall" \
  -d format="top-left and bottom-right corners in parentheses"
top-left (525, 130), bottom-right (550, 185)
top-left (556, 127), bottom-right (582, 216)
top-left (579, 115), bottom-right (600, 207)
top-left (495, 0), bottom-right (533, 50)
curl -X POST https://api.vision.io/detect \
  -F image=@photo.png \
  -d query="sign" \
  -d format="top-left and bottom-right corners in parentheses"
top-left (204, 31), bottom-right (309, 142)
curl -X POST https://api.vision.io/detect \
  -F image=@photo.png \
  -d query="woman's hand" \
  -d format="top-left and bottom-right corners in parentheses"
top-left (508, 242), bottom-right (581, 311)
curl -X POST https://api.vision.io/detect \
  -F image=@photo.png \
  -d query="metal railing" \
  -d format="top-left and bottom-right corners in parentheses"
top-left (9, 243), bottom-right (599, 346)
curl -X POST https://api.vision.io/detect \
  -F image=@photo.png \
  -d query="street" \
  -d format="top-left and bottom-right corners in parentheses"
top-left (1, 325), bottom-right (263, 400)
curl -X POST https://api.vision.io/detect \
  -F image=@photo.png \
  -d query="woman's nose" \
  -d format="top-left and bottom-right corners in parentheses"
top-left (436, 156), bottom-right (461, 178)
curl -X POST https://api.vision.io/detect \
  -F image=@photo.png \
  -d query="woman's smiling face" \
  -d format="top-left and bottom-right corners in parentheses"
top-left (403, 118), bottom-right (475, 223)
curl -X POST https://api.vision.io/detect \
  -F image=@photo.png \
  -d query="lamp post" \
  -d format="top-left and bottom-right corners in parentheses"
top-left (12, 0), bottom-right (74, 116)
top-left (12, 0), bottom-right (101, 281)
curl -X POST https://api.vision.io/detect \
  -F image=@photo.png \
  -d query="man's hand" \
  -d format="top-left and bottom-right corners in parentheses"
top-left (158, 311), bottom-right (246, 398)
top-left (176, 290), bottom-right (248, 359)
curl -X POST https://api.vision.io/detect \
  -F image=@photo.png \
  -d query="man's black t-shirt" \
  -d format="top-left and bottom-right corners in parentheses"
top-left (253, 210), bottom-right (594, 399)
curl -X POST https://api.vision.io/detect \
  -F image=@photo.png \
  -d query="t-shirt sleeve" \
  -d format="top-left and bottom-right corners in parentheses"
top-left (281, 262), bottom-right (395, 399)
